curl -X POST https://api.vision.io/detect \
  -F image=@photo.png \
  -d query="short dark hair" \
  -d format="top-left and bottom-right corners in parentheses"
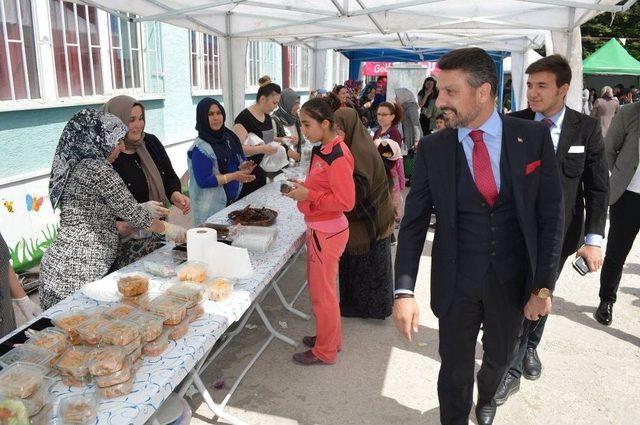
top-left (435, 113), bottom-right (445, 121)
top-left (256, 83), bottom-right (281, 102)
top-left (437, 48), bottom-right (498, 96)
top-left (525, 54), bottom-right (572, 87)
top-left (300, 98), bottom-right (335, 127)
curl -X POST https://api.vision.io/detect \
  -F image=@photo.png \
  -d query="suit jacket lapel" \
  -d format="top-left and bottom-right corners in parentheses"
top-left (557, 107), bottom-right (579, 161)
top-left (501, 115), bottom-right (526, 223)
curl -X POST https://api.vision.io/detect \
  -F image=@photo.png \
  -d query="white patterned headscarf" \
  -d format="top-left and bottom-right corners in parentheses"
top-left (49, 109), bottom-right (127, 209)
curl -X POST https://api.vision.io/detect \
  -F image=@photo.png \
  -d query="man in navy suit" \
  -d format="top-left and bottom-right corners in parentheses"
top-left (393, 48), bottom-right (565, 425)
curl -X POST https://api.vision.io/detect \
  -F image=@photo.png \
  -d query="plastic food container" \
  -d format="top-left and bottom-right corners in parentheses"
top-left (117, 274), bottom-right (149, 297)
top-left (76, 317), bottom-right (111, 345)
top-left (0, 397), bottom-right (29, 423)
top-left (127, 344), bottom-right (142, 363)
top-left (0, 362), bottom-right (49, 399)
top-left (146, 295), bottom-right (188, 325)
top-left (61, 374), bottom-right (92, 388)
top-left (231, 226), bottom-right (277, 252)
top-left (124, 310), bottom-right (164, 342)
top-left (88, 346), bottom-right (126, 377)
top-left (26, 327), bottom-right (68, 356)
top-left (176, 261), bottom-right (207, 283)
top-left (98, 373), bottom-right (135, 399)
top-left (164, 282), bottom-right (204, 308)
top-left (166, 317), bottom-right (189, 340)
top-left (52, 311), bottom-right (90, 342)
top-left (121, 334), bottom-right (142, 356)
top-left (187, 303), bottom-right (205, 323)
top-left (56, 391), bottom-right (98, 424)
top-left (142, 329), bottom-right (170, 357)
top-left (94, 357), bottom-right (132, 388)
top-left (144, 261), bottom-right (176, 278)
top-left (105, 304), bottom-right (137, 319)
top-left (0, 344), bottom-right (56, 368)
top-left (55, 346), bottom-right (92, 378)
top-left (1, 376), bottom-right (54, 417)
top-left (99, 320), bottom-right (140, 346)
top-left (204, 278), bottom-right (234, 302)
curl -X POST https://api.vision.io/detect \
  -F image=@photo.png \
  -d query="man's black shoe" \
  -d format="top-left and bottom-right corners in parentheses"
top-left (475, 400), bottom-right (497, 425)
top-left (494, 373), bottom-right (520, 405)
top-left (523, 348), bottom-right (542, 380)
top-left (594, 301), bottom-right (613, 326)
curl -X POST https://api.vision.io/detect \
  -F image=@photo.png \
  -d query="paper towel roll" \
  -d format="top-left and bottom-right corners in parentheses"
top-left (187, 227), bottom-right (217, 264)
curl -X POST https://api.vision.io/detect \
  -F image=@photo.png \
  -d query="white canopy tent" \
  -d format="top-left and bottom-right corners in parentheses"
top-left (81, 0), bottom-right (638, 120)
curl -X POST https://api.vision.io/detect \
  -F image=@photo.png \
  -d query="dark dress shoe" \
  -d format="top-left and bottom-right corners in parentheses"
top-left (594, 301), bottom-right (613, 326)
top-left (494, 373), bottom-right (520, 405)
top-left (523, 348), bottom-right (542, 380)
top-left (475, 400), bottom-right (497, 425)
top-left (292, 350), bottom-right (328, 365)
top-left (302, 336), bottom-right (316, 348)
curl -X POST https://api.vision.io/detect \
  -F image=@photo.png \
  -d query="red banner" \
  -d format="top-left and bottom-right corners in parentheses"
top-left (361, 61), bottom-right (439, 76)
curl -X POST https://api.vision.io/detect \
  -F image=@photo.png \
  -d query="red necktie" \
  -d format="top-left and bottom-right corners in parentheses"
top-left (469, 130), bottom-right (499, 207)
top-left (541, 118), bottom-right (554, 128)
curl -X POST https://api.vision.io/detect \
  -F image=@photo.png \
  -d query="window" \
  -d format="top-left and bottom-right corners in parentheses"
top-left (109, 12), bottom-right (142, 91)
top-left (0, 0), bottom-right (40, 101)
top-left (50, 0), bottom-right (103, 97)
top-left (189, 31), bottom-right (221, 93)
top-left (143, 21), bottom-right (163, 93)
top-left (288, 45), bottom-right (311, 90)
top-left (246, 41), bottom-right (279, 89)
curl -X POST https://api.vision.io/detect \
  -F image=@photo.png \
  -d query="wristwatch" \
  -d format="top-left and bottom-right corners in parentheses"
top-left (532, 288), bottom-right (552, 299)
top-left (394, 293), bottom-right (415, 300)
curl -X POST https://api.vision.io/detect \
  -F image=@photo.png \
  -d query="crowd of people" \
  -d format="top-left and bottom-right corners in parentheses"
top-left (0, 45), bottom-right (638, 425)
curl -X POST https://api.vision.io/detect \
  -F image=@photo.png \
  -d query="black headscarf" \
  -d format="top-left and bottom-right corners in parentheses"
top-left (195, 97), bottom-right (244, 175)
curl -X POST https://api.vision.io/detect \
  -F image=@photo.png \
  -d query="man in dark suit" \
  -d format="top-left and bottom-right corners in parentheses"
top-left (393, 48), bottom-right (565, 425)
top-left (495, 55), bottom-right (609, 405)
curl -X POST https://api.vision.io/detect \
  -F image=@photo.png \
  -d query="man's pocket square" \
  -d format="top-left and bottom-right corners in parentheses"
top-left (568, 145), bottom-right (585, 153)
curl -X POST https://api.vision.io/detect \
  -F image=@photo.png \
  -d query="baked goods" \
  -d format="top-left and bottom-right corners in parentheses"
top-left (98, 374), bottom-right (135, 399)
top-left (145, 295), bottom-right (188, 325)
top-left (125, 311), bottom-right (164, 342)
top-left (94, 357), bottom-right (132, 388)
top-left (52, 312), bottom-right (89, 343)
top-left (143, 261), bottom-right (176, 278)
top-left (26, 328), bottom-right (68, 356)
top-left (0, 345), bottom-right (55, 368)
top-left (164, 282), bottom-right (204, 308)
top-left (57, 392), bottom-right (98, 424)
top-left (166, 317), bottom-right (189, 340)
top-left (88, 346), bottom-right (125, 376)
top-left (105, 304), bottom-right (137, 319)
top-left (0, 398), bottom-right (29, 424)
top-left (77, 318), bottom-right (111, 345)
top-left (204, 278), bottom-right (233, 302)
top-left (187, 303), bottom-right (205, 323)
top-left (177, 261), bottom-right (207, 283)
top-left (127, 345), bottom-right (142, 363)
top-left (142, 329), bottom-right (170, 357)
top-left (55, 346), bottom-right (92, 378)
top-left (0, 363), bottom-right (48, 399)
top-left (228, 205), bottom-right (277, 226)
top-left (117, 274), bottom-right (149, 297)
top-left (99, 320), bottom-right (140, 346)
top-left (61, 374), bottom-right (92, 388)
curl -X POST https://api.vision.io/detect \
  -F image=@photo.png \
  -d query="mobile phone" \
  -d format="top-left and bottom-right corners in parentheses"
top-left (0, 317), bottom-right (54, 357)
top-left (280, 183), bottom-right (292, 194)
top-left (572, 256), bottom-right (590, 276)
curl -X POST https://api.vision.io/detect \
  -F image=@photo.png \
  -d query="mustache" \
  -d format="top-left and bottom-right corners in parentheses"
top-left (440, 107), bottom-right (458, 115)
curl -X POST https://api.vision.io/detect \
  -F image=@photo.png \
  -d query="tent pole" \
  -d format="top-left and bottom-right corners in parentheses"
top-left (225, 14), bottom-right (235, 125)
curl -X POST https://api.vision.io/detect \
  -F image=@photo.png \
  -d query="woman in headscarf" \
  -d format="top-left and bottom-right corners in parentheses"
top-left (358, 81), bottom-right (377, 128)
top-left (395, 87), bottom-right (422, 150)
top-left (334, 108), bottom-right (396, 319)
top-left (39, 109), bottom-right (187, 310)
top-left (103, 95), bottom-right (191, 269)
top-left (188, 98), bottom-right (256, 226)
top-left (271, 88), bottom-right (302, 162)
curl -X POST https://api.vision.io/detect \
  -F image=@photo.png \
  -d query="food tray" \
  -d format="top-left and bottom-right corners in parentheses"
top-left (88, 346), bottom-right (126, 377)
top-left (145, 295), bottom-right (189, 325)
top-left (227, 205), bottom-right (278, 226)
top-left (204, 278), bottom-right (234, 302)
top-left (142, 329), bottom-right (170, 357)
top-left (0, 344), bottom-right (56, 368)
top-left (98, 373), bottom-right (135, 399)
top-left (176, 261), bottom-right (207, 283)
top-left (99, 320), bottom-right (140, 346)
top-left (52, 311), bottom-right (90, 341)
top-left (124, 310), bottom-right (164, 342)
top-left (105, 304), bottom-right (138, 319)
top-left (77, 317), bottom-right (111, 345)
top-left (56, 391), bottom-right (98, 424)
top-left (0, 376), bottom-right (54, 417)
top-left (55, 346), bottom-right (93, 378)
top-left (143, 261), bottom-right (176, 278)
top-left (94, 357), bottom-right (132, 388)
top-left (26, 328), bottom-right (68, 356)
top-left (117, 274), bottom-right (149, 297)
top-left (231, 225), bottom-right (277, 252)
top-left (164, 282), bottom-right (204, 308)
top-left (165, 317), bottom-right (189, 340)
top-left (0, 362), bottom-right (49, 399)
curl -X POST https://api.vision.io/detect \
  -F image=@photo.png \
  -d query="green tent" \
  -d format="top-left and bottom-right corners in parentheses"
top-left (583, 38), bottom-right (640, 75)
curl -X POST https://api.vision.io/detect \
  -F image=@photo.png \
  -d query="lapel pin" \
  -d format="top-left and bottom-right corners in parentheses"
top-left (517, 137), bottom-right (524, 144)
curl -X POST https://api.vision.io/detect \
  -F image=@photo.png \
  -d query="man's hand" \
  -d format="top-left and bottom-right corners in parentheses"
top-left (524, 294), bottom-right (552, 321)
top-left (576, 244), bottom-right (604, 272)
top-left (392, 297), bottom-right (420, 341)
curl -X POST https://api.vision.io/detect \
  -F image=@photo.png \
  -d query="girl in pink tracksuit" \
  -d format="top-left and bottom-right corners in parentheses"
top-left (284, 98), bottom-right (355, 365)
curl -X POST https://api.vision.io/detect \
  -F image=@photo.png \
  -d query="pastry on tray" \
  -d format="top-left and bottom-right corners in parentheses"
top-left (117, 274), bottom-right (149, 297)
top-left (204, 278), bottom-right (234, 302)
top-left (227, 205), bottom-right (277, 226)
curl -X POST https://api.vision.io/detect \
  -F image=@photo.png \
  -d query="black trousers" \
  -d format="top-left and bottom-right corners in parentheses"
top-left (419, 114), bottom-right (431, 136)
top-left (507, 255), bottom-right (568, 378)
top-left (438, 266), bottom-right (525, 425)
top-left (600, 190), bottom-right (640, 303)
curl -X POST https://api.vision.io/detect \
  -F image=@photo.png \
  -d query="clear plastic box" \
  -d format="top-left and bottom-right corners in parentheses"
top-left (99, 320), bottom-right (140, 346)
top-left (142, 329), bottom-right (170, 357)
top-left (166, 317), bottom-right (189, 340)
top-left (127, 344), bottom-right (142, 363)
top-left (231, 226), bottom-right (277, 252)
top-left (55, 346), bottom-right (92, 378)
top-left (105, 304), bottom-right (138, 319)
top-left (76, 317), bottom-right (111, 345)
top-left (124, 310), bottom-right (164, 342)
top-left (98, 373), bottom-right (135, 399)
top-left (0, 397), bottom-right (29, 423)
top-left (0, 362), bottom-right (49, 399)
top-left (145, 295), bottom-right (188, 325)
top-left (26, 328), bottom-right (68, 356)
top-left (164, 282), bottom-right (204, 308)
top-left (61, 374), bottom-right (92, 388)
top-left (117, 274), bottom-right (149, 297)
top-left (6, 376), bottom-right (54, 417)
top-left (0, 344), bottom-right (55, 368)
top-left (204, 278), bottom-right (234, 302)
top-left (56, 391), bottom-right (98, 424)
top-left (88, 346), bottom-right (126, 377)
top-left (52, 311), bottom-right (90, 343)
top-left (143, 261), bottom-right (176, 278)
top-left (176, 261), bottom-right (208, 283)
top-left (187, 303), bottom-right (205, 323)
top-left (94, 357), bottom-right (132, 388)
